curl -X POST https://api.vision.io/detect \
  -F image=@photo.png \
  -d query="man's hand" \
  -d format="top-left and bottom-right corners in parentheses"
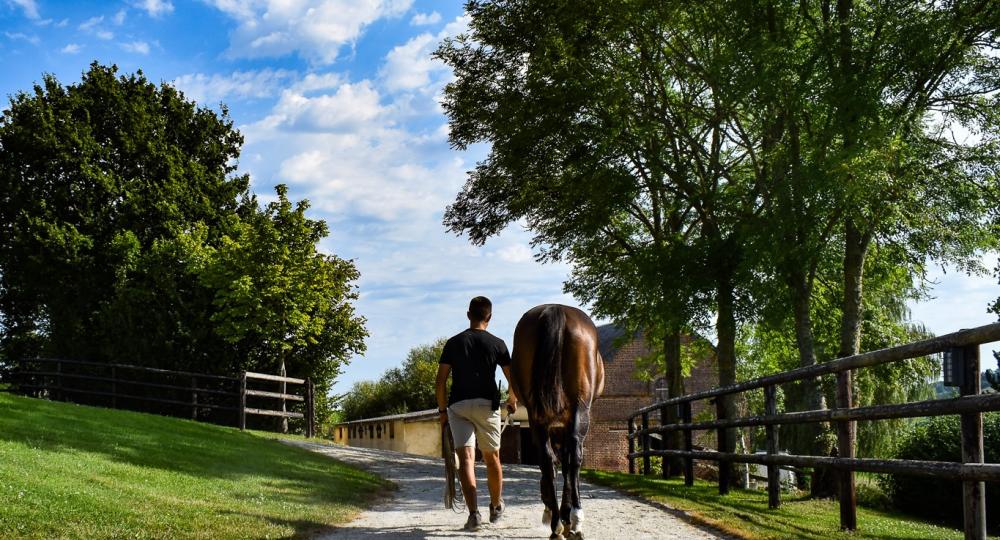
top-left (505, 395), bottom-right (518, 415)
top-left (439, 410), bottom-right (449, 426)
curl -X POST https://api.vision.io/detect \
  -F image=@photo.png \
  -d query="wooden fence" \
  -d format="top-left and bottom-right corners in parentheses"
top-left (627, 322), bottom-right (1000, 540)
top-left (7, 358), bottom-right (315, 437)
top-left (239, 371), bottom-right (315, 438)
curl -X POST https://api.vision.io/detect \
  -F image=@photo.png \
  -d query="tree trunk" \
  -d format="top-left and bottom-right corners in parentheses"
top-left (716, 276), bottom-right (738, 485)
top-left (663, 329), bottom-right (685, 477)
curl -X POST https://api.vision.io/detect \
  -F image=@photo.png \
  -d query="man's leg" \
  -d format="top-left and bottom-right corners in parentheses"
top-left (457, 446), bottom-right (478, 511)
top-left (483, 449), bottom-right (502, 507)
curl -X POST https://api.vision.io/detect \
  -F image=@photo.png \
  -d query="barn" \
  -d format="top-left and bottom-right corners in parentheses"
top-left (332, 324), bottom-right (720, 471)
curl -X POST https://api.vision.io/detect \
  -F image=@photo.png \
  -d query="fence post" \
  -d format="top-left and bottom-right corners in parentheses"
top-left (55, 360), bottom-right (63, 401)
top-left (641, 412), bottom-right (651, 475)
top-left (239, 372), bottom-right (247, 430)
top-left (716, 398), bottom-right (730, 495)
top-left (305, 377), bottom-right (315, 438)
top-left (836, 370), bottom-right (857, 530)
top-left (765, 385), bottom-right (780, 509)
top-left (960, 345), bottom-right (986, 540)
top-left (111, 366), bottom-right (118, 409)
top-left (681, 401), bottom-right (694, 487)
top-left (190, 376), bottom-right (198, 421)
top-left (660, 405), bottom-right (669, 478)
top-left (627, 417), bottom-right (636, 474)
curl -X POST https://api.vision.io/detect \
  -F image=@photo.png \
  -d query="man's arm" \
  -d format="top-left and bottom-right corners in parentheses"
top-left (501, 365), bottom-right (517, 413)
top-left (436, 363), bottom-right (451, 425)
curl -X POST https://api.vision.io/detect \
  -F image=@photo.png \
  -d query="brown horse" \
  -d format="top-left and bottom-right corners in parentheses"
top-left (509, 304), bottom-right (604, 540)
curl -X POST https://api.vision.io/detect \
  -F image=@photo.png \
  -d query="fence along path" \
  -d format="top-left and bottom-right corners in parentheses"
top-left (9, 358), bottom-right (315, 437)
top-left (627, 322), bottom-right (1000, 539)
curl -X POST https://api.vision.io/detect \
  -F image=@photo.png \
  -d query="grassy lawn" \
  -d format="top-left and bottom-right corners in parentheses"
top-left (0, 392), bottom-right (388, 539)
top-left (582, 469), bottom-right (988, 540)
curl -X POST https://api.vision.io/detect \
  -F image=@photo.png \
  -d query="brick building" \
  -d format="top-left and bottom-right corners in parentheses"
top-left (498, 324), bottom-right (719, 471)
top-left (333, 324), bottom-right (719, 472)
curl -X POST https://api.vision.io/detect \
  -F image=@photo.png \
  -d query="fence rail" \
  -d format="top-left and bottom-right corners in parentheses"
top-left (626, 322), bottom-right (1000, 539)
top-left (6, 358), bottom-right (315, 437)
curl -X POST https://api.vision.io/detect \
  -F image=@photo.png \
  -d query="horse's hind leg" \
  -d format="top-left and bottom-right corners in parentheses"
top-left (565, 405), bottom-right (591, 540)
top-left (534, 426), bottom-right (563, 539)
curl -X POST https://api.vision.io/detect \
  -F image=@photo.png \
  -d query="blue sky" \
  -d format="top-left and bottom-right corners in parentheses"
top-left (1, 0), bottom-right (997, 392)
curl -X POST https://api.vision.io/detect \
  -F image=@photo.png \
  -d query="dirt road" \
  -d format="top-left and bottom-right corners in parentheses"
top-left (287, 442), bottom-right (726, 539)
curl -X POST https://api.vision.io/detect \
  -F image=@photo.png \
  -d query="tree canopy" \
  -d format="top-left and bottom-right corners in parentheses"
top-left (0, 63), bottom-right (367, 422)
top-left (436, 0), bottom-right (1000, 477)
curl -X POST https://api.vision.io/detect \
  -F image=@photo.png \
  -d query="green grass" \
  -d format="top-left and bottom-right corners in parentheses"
top-left (0, 392), bottom-right (388, 539)
top-left (582, 469), bottom-right (990, 540)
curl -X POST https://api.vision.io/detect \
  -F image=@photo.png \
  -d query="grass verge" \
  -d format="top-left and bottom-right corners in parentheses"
top-left (581, 468), bottom-right (986, 540)
top-left (0, 392), bottom-right (388, 539)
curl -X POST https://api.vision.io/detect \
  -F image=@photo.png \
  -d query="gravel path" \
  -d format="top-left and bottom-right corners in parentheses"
top-left (286, 442), bottom-right (726, 540)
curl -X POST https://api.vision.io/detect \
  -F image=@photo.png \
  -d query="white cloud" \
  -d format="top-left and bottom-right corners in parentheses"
top-left (496, 244), bottom-right (535, 264)
top-left (96, 30), bottom-right (114, 40)
top-left (205, 0), bottom-right (414, 65)
top-left (381, 15), bottom-right (469, 93)
top-left (55, 18), bottom-right (68, 27)
top-left (4, 31), bottom-right (39, 45)
top-left (78, 15), bottom-right (103, 31)
top-left (113, 9), bottom-right (126, 25)
top-left (60, 43), bottom-right (82, 54)
top-left (263, 80), bottom-right (386, 133)
top-left (410, 11), bottom-right (440, 26)
top-left (8, 0), bottom-right (39, 19)
top-left (121, 40), bottom-right (150, 54)
top-left (172, 69), bottom-right (297, 105)
top-left (135, 0), bottom-right (173, 17)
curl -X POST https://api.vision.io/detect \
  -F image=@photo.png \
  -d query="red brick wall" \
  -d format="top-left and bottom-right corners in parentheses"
top-left (582, 329), bottom-right (720, 472)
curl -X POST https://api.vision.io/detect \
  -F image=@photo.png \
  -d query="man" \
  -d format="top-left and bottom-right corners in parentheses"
top-left (436, 296), bottom-right (518, 531)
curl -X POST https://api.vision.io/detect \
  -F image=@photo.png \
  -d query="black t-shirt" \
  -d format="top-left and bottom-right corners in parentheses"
top-left (439, 328), bottom-right (511, 406)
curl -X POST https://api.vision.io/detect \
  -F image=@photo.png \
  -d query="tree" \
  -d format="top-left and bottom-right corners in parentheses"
top-left (340, 338), bottom-right (447, 421)
top-left (0, 64), bottom-right (367, 426)
top-left (199, 185), bottom-right (368, 428)
top-left (0, 63), bottom-right (247, 363)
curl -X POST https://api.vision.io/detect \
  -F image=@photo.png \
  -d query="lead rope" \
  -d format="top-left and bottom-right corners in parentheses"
top-left (443, 408), bottom-right (514, 512)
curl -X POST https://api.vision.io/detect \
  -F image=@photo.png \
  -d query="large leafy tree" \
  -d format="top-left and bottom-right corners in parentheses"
top-left (0, 63), bottom-right (247, 363)
top-left (0, 64), bottom-right (367, 423)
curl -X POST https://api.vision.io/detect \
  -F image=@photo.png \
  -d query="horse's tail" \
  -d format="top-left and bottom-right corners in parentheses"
top-left (532, 304), bottom-right (567, 419)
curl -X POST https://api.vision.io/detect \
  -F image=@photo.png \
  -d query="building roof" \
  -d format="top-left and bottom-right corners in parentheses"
top-left (597, 323), bottom-right (638, 363)
top-left (336, 408), bottom-right (437, 425)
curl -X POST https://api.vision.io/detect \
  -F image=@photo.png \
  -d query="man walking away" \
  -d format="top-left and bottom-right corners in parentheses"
top-left (436, 296), bottom-right (518, 531)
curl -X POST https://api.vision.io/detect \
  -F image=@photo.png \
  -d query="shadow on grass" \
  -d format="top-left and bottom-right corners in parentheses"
top-left (581, 469), bottom-right (970, 540)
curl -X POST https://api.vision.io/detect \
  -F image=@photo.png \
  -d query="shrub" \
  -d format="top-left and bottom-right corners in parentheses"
top-left (881, 412), bottom-right (1000, 528)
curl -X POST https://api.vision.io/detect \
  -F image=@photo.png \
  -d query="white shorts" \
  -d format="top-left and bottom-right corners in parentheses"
top-left (448, 398), bottom-right (501, 453)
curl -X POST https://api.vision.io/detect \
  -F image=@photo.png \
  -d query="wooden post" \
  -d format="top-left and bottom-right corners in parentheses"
top-left (765, 385), bottom-right (780, 509)
top-left (660, 405), bottom-right (669, 478)
top-left (717, 398), bottom-right (730, 495)
top-left (641, 412), bottom-right (651, 475)
top-left (190, 376), bottom-right (198, 421)
top-left (681, 401), bottom-right (694, 487)
top-left (111, 366), bottom-right (118, 409)
top-left (960, 345), bottom-right (986, 540)
top-left (55, 360), bottom-right (62, 401)
top-left (239, 372), bottom-right (247, 430)
top-left (836, 370), bottom-right (857, 530)
top-left (627, 417), bottom-right (636, 474)
top-left (305, 378), bottom-right (315, 438)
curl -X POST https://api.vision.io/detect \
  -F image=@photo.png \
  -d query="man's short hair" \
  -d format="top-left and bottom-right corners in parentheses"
top-left (468, 296), bottom-right (492, 322)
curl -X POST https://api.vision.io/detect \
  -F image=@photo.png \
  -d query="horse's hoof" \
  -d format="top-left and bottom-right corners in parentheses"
top-left (549, 535), bottom-right (564, 540)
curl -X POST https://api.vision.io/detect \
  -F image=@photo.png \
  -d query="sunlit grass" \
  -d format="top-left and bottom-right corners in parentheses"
top-left (0, 392), bottom-right (388, 539)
